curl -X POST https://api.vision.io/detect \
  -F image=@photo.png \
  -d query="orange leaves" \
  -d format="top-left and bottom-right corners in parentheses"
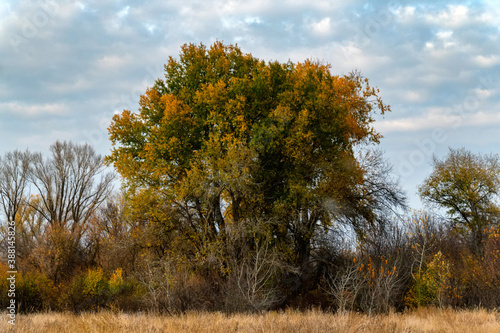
top-left (106, 42), bottom-right (393, 266)
top-left (359, 255), bottom-right (398, 287)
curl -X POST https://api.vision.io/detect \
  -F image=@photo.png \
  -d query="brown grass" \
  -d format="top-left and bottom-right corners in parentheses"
top-left (2, 308), bottom-right (500, 333)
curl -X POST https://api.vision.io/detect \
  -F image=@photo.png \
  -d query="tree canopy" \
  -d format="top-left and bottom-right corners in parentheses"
top-left (419, 148), bottom-right (500, 254)
top-left (106, 42), bottom-right (405, 304)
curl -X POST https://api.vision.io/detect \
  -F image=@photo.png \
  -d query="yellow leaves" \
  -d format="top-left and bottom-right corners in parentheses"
top-left (419, 148), bottom-right (500, 253)
top-left (196, 80), bottom-right (228, 106)
top-left (283, 108), bottom-right (315, 163)
top-left (159, 94), bottom-right (191, 121)
top-left (181, 133), bottom-right (257, 212)
top-left (109, 268), bottom-right (123, 291)
top-left (106, 42), bottom-right (395, 270)
top-left (270, 105), bottom-right (294, 126)
top-left (83, 268), bottom-right (105, 296)
top-left (406, 251), bottom-right (452, 308)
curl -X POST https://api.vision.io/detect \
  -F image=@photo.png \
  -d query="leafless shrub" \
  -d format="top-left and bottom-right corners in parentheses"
top-left (222, 237), bottom-right (288, 312)
top-left (325, 258), bottom-right (363, 312)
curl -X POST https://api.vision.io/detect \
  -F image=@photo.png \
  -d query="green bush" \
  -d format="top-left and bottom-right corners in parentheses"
top-left (62, 267), bottom-right (143, 312)
top-left (17, 271), bottom-right (58, 312)
top-left (64, 268), bottom-right (111, 312)
top-left (0, 264), bottom-right (57, 313)
top-left (405, 252), bottom-right (450, 308)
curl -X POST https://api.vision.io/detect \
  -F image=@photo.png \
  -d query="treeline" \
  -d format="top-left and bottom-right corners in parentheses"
top-left (1, 145), bottom-right (500, 313)
top-left (1, 42), bottom-right (500, 314)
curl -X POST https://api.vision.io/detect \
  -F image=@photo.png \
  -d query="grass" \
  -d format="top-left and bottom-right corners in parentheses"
top-left (1, 307), bottom-right (500, 332)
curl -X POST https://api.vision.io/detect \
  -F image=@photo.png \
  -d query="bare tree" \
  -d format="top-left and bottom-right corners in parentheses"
top-left (0, 150), bottom-right (32, 223)
top-left (136, 256), bottom-right (176, 314)
top-left (235, 243), bottom-right (282, 312)
top-left (325, 258), bottom-right (364, 313)
top-left (27, 141), bottom-right (115, 281)
top-left (30, 141), bottom-right (115, 228)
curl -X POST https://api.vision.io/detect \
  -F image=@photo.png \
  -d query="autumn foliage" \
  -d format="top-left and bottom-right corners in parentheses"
top-left (105, 41), bottom-right (405, 311)
top-left (1, 43), bottom-right (500, 314)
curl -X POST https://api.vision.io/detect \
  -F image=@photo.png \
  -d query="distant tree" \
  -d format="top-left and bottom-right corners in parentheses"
top-left (27, 141), bottom-right (115, 281)
top-left (419, 148), bottom-right (500, 255)
top-left (0, 141), bottom-right (115, 282)
top-left (30, 141), bottom-right (114, 229)
top-left (0, 150), bottom-right (32, 223)
top-left (0, 150), bottom-right (33, 269)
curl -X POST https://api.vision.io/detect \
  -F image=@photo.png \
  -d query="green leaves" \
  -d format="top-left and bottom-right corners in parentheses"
top-left (419, 148), bottom-right (500, 221)
top-left (107, 41), bottom-right (396, 271)
top-left (419, 148), bottom-right (500, 254)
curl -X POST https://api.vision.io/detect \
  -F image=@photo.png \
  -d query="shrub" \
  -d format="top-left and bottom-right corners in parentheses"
top-left (405, 251), bottom-right (450, 308)
top-left (0, 263), bottom-right (57, 313)
top-left (64, 268), bottom-right (111, 312)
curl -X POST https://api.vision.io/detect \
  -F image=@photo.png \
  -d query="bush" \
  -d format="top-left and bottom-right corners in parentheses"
top-left (0, 264), bottom-right (57, 313)
top-left (405, 251), bottom-right (450, 308)
top-left (63, 268), bottom-right (111, 312)
top-left (108, 268), bottom-right (145, 311)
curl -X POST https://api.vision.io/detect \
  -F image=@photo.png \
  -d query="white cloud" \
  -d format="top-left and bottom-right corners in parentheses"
top-left (474, 55), bottom-right (500, 67)
top-left (375, 111), bottom-right (451, 132)
top-left (96, 55), bottom-right (131, 70)
top-left (48, 78), bottom-right (92, 95)
top-left (376, 109), bottom-right (500, 133)
top-left (393, 5), bottom-right (416, 21)
top-left (0, 2), bottom-right (12, 20)
top-left (311, 17), bottom-right (331, 35)
top-left (117, 6), bottom-right (130, 19)
top-left (75, 2), bottom-right (87, 12)
top-left (144, 23), bottom-right (157, 34)
top-left (436, 31), bottom-right (453, 39)
top-left (404, 91), bottom-right (426, 103)
top-left (0, 102), bottom-right (67, 117)
top-left (425, 5), bottom-right (470, 28)
top-left (473, 87), bottom-right (493, 99)
top-left (244, 16), bottom-right (262, 24)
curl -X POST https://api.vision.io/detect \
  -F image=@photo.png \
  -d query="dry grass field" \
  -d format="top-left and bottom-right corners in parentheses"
top-left (2, 308), bottom-right (500, 333)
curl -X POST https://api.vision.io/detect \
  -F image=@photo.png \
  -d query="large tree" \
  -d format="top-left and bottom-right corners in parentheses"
top-left (419, 148), bottom-right (500, 255)
top-left (107, 42), bottom-right (404, 302)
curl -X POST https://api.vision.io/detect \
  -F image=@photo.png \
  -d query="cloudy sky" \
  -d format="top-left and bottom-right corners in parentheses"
top-left (1, 0), bottom-right (500, 208)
